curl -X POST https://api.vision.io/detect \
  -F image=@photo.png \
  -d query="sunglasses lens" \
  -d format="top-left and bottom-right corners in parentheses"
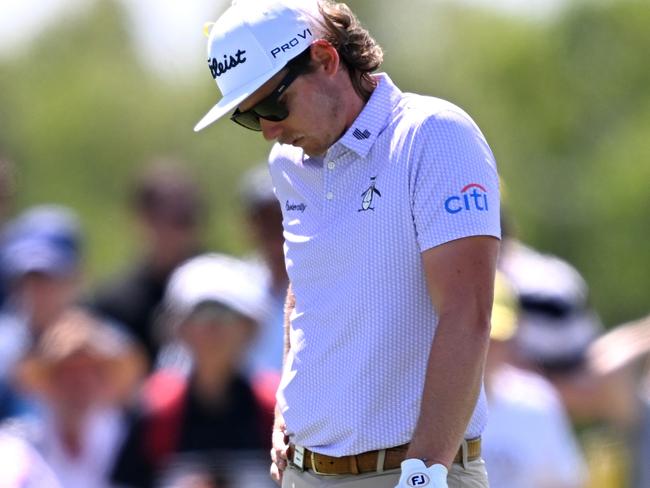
top-left (231, 110), bottom-right (262, 131)
top-left (231, 69), bottom-right (297, 131)
top-left (254, 99), bottom-right (289, 122)
top-left (231, 101), bottom-right (289, 131)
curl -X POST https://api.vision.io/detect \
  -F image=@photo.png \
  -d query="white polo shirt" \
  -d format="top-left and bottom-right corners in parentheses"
top-left (270, 73), bottom-right (500, 456)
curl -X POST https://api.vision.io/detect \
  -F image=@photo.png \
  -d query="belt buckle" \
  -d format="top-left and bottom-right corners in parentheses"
top-left (293, 445), bottom-right (305, 470)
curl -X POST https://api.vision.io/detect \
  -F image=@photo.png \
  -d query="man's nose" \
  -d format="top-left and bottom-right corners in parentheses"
top-left (260, 118), bottom-right (283, 141)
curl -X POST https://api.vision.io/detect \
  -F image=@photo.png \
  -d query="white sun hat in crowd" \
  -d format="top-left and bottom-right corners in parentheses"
top-left (194, 0), bottom-right (319, 132)
top-left (163, 253), bottom-right (270, 326)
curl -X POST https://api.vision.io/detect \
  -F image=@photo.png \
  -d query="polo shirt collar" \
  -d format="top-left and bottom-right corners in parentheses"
top-left (335, 73), bottom-right (402, 158)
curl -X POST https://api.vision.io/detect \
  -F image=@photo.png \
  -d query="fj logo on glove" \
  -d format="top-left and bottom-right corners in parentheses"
top-left (408, 473), bottom-right (430, 486)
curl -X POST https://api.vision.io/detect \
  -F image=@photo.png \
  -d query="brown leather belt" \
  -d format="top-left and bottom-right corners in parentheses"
top-left (287, 438), bottom-right (481, 475)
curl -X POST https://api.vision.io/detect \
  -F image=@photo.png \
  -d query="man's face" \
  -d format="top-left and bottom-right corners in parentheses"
top-left (49, 351), bottom-right (107, 412)
top-left (237, 67), bottom-right (345, 157)
top-left (179, 307), bottom-right (256, 372)
top-left (138, 203), bottom-right (200, 268)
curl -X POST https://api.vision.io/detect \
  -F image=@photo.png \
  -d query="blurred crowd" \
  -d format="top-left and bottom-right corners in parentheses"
top-left (0, 154), bottom-right (647, 488)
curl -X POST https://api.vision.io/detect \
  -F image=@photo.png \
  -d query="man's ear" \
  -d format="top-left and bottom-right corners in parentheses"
top-left (309, 40), bottom-right (340, 76)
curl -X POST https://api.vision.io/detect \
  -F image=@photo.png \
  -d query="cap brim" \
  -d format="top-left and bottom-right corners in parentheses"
top-left (194, 64), bottom-right (286, 132)
top-left (516, 312), bottom-right (599, 362)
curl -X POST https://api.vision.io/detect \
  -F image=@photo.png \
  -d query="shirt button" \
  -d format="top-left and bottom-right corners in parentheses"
top-left (327, 161), bottom-right (336, 170)
top-left (326, 191), bottom-right (334, 200)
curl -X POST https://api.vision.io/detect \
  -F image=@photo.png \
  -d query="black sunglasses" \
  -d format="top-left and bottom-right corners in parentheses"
top-left (230, 68), bottom-right (302, 131)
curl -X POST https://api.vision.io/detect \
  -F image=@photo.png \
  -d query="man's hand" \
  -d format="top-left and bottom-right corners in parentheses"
top-left (270, 423), bottom-right (290, 485)
top-left (394, 459), bottom-right (448, 488)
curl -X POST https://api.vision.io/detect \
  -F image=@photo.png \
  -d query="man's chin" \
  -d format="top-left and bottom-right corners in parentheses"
top-left (302, 148), bottom-right (324, 158)
top-left (299, 141), bottom-right (327, 158)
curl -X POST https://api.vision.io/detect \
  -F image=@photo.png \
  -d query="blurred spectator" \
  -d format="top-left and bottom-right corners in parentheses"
top-left (0, 155), bottom-right (15, 221)
top-left (586, 314), bottom-right (650, 488)
top-left (91, 160), bottom-right (205, 364)
top-left (14, 307), bottom-right (146, 488)
top-left (111, 253), bottom-right (274, 488)
top-left (0, 155), bottom-right (16, 307)
top-left (0, 428), bottom-right (61, 487)
top-left (500, 239), bottom-right (603, 378)
top-left (238, 164), bottom-right (287, 379)
top-left (0, 205), bottom-right (83, 381)
top-left (636, 327), bottom-right (650, 488)
top-left (499, 241), bottom-right (636, 487)
top-left (482, 272), bottom-right (587, 488)
top-left (0, 380), bottom-right (36, 422)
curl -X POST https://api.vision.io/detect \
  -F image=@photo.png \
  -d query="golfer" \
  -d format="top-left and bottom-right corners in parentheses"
top-left (194, 1), bottom-right (500, 487)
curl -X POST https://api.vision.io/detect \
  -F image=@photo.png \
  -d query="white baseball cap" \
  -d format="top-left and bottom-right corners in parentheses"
top-left (194, 0), bottom-right (319, 132)
top-left (164, 253), bottom-right (270, 325)
top-left (501, 244), bottom-right (602, 370)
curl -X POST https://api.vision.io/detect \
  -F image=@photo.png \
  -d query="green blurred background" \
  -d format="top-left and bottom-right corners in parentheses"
top-left (0, 0), bottom-right (647, 328)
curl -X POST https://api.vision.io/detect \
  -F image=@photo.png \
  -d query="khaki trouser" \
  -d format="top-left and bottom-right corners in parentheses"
top-left (282, 458), bottom-right (489, 487)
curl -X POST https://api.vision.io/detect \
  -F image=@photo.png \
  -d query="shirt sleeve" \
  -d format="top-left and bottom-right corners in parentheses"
top-left (410, 108), bottom-right (501, 252)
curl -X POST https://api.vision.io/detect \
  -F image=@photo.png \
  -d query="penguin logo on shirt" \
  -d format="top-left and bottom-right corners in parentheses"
top-left (358, 176), bottom-right (381, 212)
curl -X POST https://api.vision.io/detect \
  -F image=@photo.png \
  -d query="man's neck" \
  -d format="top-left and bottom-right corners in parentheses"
top-left (343, 76), bottom-right (377, 133)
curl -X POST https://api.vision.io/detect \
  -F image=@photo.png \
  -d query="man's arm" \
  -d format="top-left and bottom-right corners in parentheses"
top-left (274, 282), bottom-right (294, 429)
top-left (270, 283), bottom-right (294, 484)
top-left (406, 235), bottom-right (499, 468)
top-left (283, 283), bottom-right (294, 362)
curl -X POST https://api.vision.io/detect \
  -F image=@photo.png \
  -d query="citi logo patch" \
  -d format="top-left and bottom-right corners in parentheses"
top-left (444, 183), bottom-right (489, 214)
top-left (408, 473), bottom-right (430, 486)
top-left (353, 128), bottom-right (371, 140)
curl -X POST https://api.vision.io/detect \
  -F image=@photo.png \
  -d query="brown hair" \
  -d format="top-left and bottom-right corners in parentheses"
top-left (313, 1), bottom-right (384, 101)
top-left (284, 2), bottom-right (383, 100)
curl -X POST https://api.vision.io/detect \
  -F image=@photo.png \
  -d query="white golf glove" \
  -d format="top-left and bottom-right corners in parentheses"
top-left (394, 459), bottom-right (448, 488)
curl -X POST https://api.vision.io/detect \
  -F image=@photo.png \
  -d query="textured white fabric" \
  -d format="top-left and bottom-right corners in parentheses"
top-left (271, 73), bottom-right (500, 456)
